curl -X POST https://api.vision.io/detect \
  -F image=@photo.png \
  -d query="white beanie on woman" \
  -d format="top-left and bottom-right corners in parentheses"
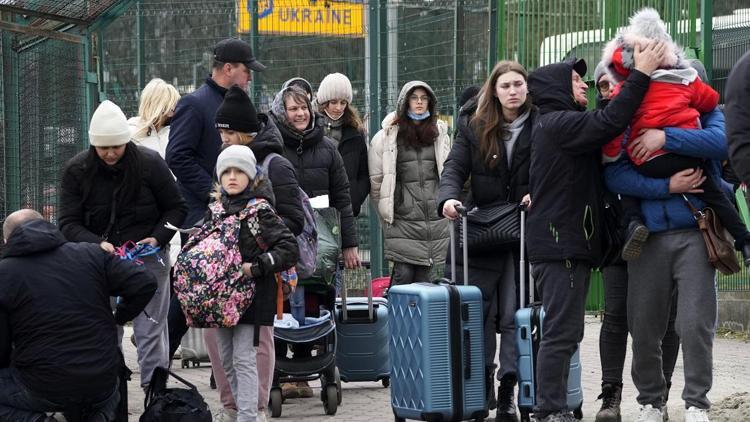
top-left (316, 73), bottom-right (353, 104)
top-left (88, 100), bottom-right (131, 147)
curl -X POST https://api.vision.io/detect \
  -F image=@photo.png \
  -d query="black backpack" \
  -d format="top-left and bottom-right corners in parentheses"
top-left (140, 367), bottom-right (212, 422)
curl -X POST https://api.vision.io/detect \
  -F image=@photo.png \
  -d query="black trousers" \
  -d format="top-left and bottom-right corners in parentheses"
top-left (532, 260), bottom-right (590, 418)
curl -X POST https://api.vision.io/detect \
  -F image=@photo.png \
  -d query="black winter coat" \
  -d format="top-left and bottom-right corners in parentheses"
top-left (273, 113), bottom-right (358, 249)
top-left (251, 114), bottom-right (305, 236)
top-left (211, 179), bottom-right (299, 326)
top-left (526, 60), bottom-right (650, 265)
top-left (0, 219), bottom-right (156, 402)
top-left (727, 50), bottom-right (750, 184)
top-left (166, 77), bottom-right (227, 226)
top-left (339, 125), bottom-right (370, 217)
top-left (320, 114), bottom-right (370, 217)
top-left (59, 145), bottom-right (187, 248)
top-left (438, 98), bottom-right (536, 270)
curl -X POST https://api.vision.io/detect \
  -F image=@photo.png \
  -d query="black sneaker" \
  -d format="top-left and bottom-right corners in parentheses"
top-left (621, 220), bottom-right (649, 261)
top-left (595, 383), bottom-right (622, 422)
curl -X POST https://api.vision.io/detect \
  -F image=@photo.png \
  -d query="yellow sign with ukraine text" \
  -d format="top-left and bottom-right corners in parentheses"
top-left (237, 0), bottom-right (365, 38)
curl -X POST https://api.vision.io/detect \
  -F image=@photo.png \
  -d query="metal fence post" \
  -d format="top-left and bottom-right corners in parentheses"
top-left (366, 1), bottom-right (385, 278)
top-left (700, 0), bottom-right (713, 82)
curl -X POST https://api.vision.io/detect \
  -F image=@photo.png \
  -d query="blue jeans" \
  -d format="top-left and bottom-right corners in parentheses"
top-left (0, 368), bottom-right (119, 422)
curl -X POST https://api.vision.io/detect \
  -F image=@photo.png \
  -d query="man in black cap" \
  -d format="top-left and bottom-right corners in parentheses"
top-left (165, 37), bottom-right (265, 360)
top-left (523, 41), bottom-right (665, 422)
top-left (167, 37), bottom-right (266, 229)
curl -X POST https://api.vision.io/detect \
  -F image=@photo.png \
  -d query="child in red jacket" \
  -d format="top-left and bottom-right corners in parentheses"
top-left (601, 7), bottom-right (750, 263)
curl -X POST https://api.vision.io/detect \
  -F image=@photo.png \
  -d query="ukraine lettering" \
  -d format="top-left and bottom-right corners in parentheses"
top-left (278, 8), bottom-right (352, 25)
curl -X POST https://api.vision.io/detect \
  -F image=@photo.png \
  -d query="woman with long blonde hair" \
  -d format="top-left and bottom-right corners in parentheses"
top-left (128, 78), bottom-right (180, 158)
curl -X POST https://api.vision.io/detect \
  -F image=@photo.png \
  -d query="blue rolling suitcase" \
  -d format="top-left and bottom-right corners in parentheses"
top-left (514, 207), bottom-right (584, 421)
top-left (335, 267), bottom-right (391, 387)
top-left (389, 211), bottom-right (488, 422)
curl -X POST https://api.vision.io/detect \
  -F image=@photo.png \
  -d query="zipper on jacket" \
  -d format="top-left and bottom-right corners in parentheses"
top-left (417, 148), bottom-right (434, 267)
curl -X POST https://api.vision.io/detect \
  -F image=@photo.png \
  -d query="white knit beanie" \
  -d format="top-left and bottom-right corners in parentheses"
top-left (88, 100), bottom-right (131, 147)
top-left (316, 73), bottom-right (353, 104)
top-left (216, 145), bottom-right (257, 180)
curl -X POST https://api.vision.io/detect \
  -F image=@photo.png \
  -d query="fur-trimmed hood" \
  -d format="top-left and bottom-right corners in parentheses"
top-left (601, 8), bottom-right (687, 82)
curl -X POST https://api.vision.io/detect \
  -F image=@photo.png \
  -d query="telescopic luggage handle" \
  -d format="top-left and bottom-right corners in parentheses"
top-left (340, 260), bottom-right (375, 322)
top-left (518, 203), bottom-right (531, 308)
top-left (448, 205), bottom-right (469, 286)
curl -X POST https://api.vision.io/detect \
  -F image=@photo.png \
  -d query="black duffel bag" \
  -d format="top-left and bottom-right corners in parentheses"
top-left (458, 201), bottom-right (521, 252)
top-left (140, 367), bottom-right (211, 422)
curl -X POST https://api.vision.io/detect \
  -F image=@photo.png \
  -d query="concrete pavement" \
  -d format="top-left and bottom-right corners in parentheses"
top-left (124, 316), bottom-right (750, 421)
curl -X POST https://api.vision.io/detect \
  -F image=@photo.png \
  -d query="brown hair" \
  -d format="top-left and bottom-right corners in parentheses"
top-left (318, 101), bottom-right (363, 132)
top-left (393, 86), bottom-right (439, 149)
top-left (471, 60), bottom-right (532, 168)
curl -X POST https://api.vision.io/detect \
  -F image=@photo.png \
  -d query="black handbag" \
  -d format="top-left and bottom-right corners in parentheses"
top-left (140, 367), bottom-right (212, 422)
top-left (458, 202), bottom-right (520, 252)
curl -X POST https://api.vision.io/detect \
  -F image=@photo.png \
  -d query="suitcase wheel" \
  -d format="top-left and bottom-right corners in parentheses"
top-left (520, 408), bottom-right (531, 422)
top-left (394, 417), bottom-right (406, 422)
top-left (322, 384), bottom-right (338, 415)
top-left (181, 359), bottom-right (188, 369)
top-left (381, 377), bottom-right (390, 388)
top-left (270, 388), bottom-right (282, 418)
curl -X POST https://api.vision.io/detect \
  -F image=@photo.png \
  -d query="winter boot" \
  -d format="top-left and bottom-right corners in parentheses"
top-left (622, 219), bottom-right (649, 261)
top-left (496, 373), bottom-right (519, 422)
top-left (595, 383), bottom-right (622, 422)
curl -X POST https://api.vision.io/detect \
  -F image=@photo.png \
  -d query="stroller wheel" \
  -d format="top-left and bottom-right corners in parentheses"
top-left (382, 377), bottom-right (390, 388)
top-left (323, 384), bottom-right (338, 415)
top-left (334, 367), bottom-right (342, 405)
top-left (270, 388), bottom-right (282, 418)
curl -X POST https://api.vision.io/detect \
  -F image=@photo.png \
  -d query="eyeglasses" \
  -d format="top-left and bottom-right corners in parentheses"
top-left (597, 81), bottom-right (613, 92)
top-left (409, 95), bottom-right (430, 103)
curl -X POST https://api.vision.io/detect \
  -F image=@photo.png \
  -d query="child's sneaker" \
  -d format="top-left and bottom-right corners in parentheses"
top-left (740, 243), bottom-right (750, 267)
top-left (622, 220), bottom-right (650, 261)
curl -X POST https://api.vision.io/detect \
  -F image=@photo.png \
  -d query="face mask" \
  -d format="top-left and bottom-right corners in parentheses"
top-left (324, 109), bottom-right (344, 121)
top-left (407, 110), bottom-right (431, 121)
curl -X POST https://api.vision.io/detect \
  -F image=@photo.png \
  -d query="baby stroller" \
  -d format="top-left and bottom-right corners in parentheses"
top-left (270, 304), bottom-right (341, 418)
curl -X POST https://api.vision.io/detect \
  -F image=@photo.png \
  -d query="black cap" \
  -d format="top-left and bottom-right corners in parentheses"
top-left (566, 57), bottom-right (587, 77)
top-left (213, 38), bottom-right (266, 72)
top-left (215, 86), bottom-right (261, 134)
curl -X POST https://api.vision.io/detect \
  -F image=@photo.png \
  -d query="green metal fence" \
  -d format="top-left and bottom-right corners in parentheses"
top-left (3, 0), bottom-right (750, 294)
top-left (0, 1), bottom-right (131, 228)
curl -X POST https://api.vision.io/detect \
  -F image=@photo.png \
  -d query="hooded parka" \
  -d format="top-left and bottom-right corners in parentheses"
top-left (526, 59), bottom-right (650, 265)
top-left (369, 81), bottom-right (451, 267)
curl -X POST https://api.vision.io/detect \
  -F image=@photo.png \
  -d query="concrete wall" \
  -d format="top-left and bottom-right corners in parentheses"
top-left (718, 292), bottom-right (750, 333)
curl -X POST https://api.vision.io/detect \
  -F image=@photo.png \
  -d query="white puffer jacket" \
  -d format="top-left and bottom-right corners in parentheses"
top-left (128, 117), bottom-right (171, 158)
top-left (368, 111), bottom-right (451, 225)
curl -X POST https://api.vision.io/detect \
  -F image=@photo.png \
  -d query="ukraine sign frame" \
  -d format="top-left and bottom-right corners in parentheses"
top-left (238, 0), bottom-right (365, 38)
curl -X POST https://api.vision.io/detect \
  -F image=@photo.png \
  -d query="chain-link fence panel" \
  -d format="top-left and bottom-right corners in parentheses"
top-left (710, 2), bottom-right (750, 101)
top-left (14, 38), bottom-right (87, 225)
